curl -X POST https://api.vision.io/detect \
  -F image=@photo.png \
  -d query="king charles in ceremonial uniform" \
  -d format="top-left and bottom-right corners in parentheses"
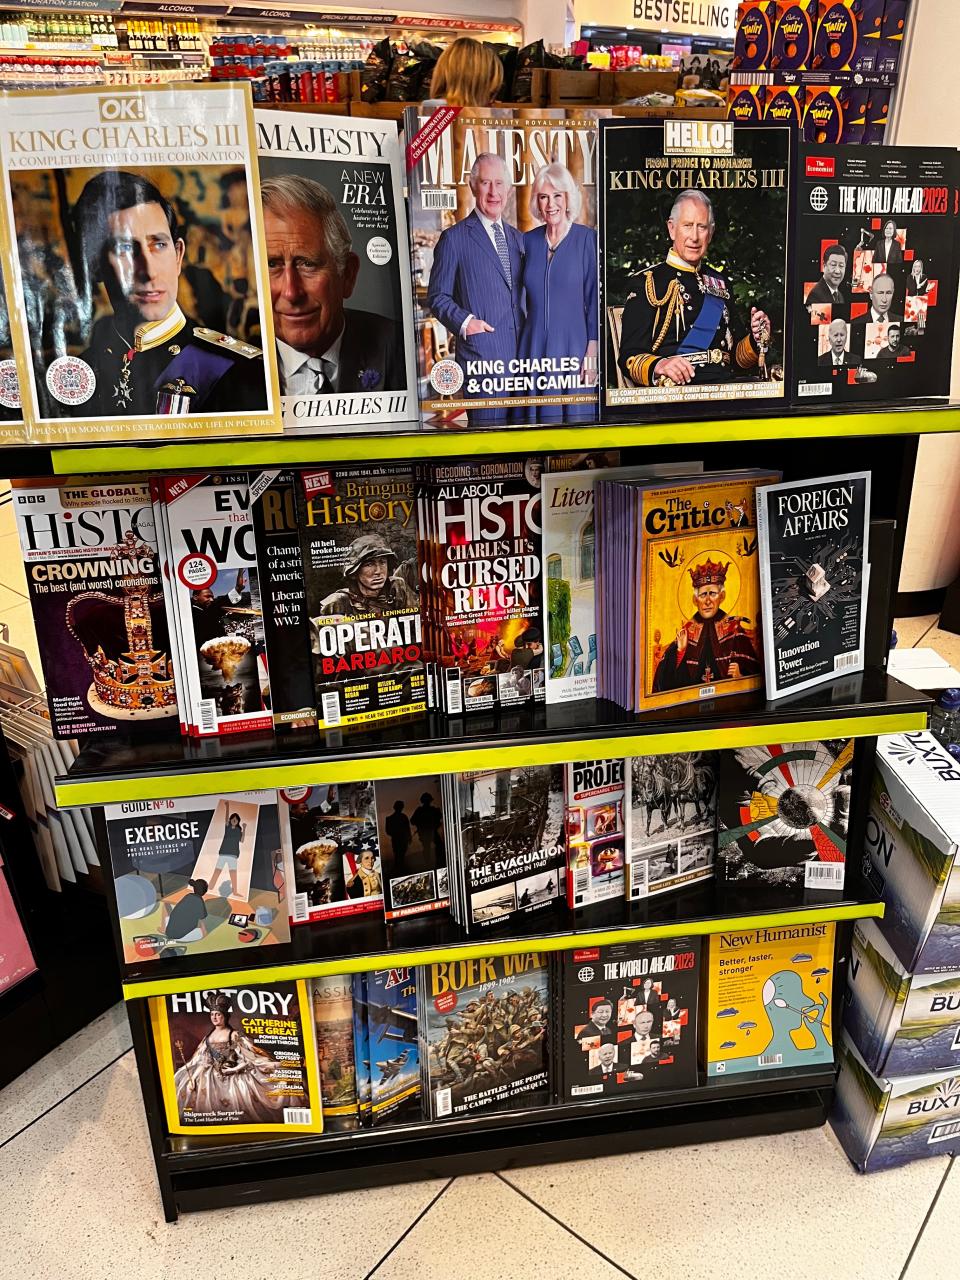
top-left (72, 171), bottom-right (267, 417)
top-left (618, 190), bottom-right (771, 389)
top-left (652, 557), bottom-right (760, 692)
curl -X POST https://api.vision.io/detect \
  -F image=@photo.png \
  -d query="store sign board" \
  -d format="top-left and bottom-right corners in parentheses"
top-left (121, 0), bottom-right (230, 11)
top-left (227, 4), bottom-right (396, 19)
top-left (579, 0), bottom-right (735, 38)
top-left (3, 0), bottom-right (122, 10)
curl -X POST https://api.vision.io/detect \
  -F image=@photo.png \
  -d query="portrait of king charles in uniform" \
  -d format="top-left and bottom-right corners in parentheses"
top-left (617, 189), bottom-right (772, 389)
top-left (71, 170), bottom-right (268, 417)
top-left (653, 557), bottom-right (761, 693)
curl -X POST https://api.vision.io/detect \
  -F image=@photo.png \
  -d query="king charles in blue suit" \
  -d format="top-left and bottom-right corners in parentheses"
top-left (427, 152), bottom-right (525, 426)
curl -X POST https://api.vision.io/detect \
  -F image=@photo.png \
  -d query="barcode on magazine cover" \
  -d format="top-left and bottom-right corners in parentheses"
top-left (435, 1086), bottom-right (452, 1118)
top-left (574, 866), bottom-right (589, 904)
top-left (422, 189), bottom-right (456, 210)
top-left (283, 1107), bottom-right (312, 1125)
top-left (798, 382), bottom-right (832, 397)
top-left (804, 861), bottom-right (845, 889)
top-left (444, 670), bottom-right (462, 715)
top-left (930, 1119), bottom-right (960, 1144)
top-left (321, 692), bottom-right (341, 726)
top-left (759, 1052), bottom-right (783, 1067)
top-left (292, 892), bottom-right (311, 924)
top-left (834, 650), bottom-right (862, 671)
top-left (629, 857), bottom-right (648, 898)
top-left (198, 699), bottom-right (217, 735)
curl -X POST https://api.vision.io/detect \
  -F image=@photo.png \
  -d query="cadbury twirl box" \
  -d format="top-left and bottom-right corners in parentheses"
top-left (813, 0), bottom-right (884, 72)
top-left (771, 0), bottom-right (819, 69)
top-left (734, 1), bottom-right (779, 69)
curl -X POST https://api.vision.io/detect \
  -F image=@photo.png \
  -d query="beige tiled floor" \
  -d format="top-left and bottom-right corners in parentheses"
top-left (1, 580), bottom-right (959, 1273)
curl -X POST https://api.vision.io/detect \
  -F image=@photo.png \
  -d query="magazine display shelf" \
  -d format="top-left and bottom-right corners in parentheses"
top-left (5, 400), bottom-right (952, 1221)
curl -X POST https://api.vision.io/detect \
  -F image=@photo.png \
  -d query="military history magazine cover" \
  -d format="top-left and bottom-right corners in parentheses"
top-left (406, 106), bottom-right (600, 429)
top-left (352, 971), bottom-right (372, 1125)
top-left (374, 775), bottom-right (448, 922)
top-left (250, 470), bottom-right (316, 734)
top-left (793, 144), bottom-right (960, 404)
top-left (255, 109), bottom-right (416, 432)
top-left (757, 472), bottom-right (870, 699)
top-left (597, 470), bottom-right (778, 713)
top-left (704, 923), bottom-right (835, 1076)
top-left (164, 472), bottom-right (271, 737)
top-left (541, 461), bottom-right (702, 707)
top-left (13, 475), bottom-right (177, 739)
top-left (559, 938), bottom-right (700, 1101)
top-left (279, 781), bottom-right (383, 926)
top-left (310, 974), bottom-right (359, 1132)
top-left (599, 117), bottom-right (793, 411)
top-left (104, 792), bottom-right (290, 964)
top-left (297, 464), bottom-right (426, 729)
top-left (626, 753), bottom-right (718, 901)
top-left (418, 951), bottom-right (551, 1120)
top-left (418, 457), bottom-right (544, 715)
top-left (449, 764), bottom-right (565, 933)
top-left (0, 83), bottom-right (281, 443)
top-left (151, 980), bottom-right (322, 1134)
top-left (717, 739), bottom-right (853, 901)
top-left (365, 967), bottom-right (421, 1127)
top-left (565, 759), bottom-right (626, 909)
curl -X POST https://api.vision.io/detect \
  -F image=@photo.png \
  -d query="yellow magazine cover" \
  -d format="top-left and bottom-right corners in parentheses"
top-left (638, 470), bottom-right (778, 712)
top-left (704, 921), bottom-right (835, 1077)
top-left (151, 979), bottom-right (323, 1135)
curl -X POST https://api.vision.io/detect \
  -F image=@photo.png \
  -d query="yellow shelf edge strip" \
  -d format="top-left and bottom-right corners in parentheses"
top-left (50, 406), bottom-right (960, 475)
top-left (122, 901), bottom-right (884, 1001)
top-left (55, 711), bottom-right (926, 808)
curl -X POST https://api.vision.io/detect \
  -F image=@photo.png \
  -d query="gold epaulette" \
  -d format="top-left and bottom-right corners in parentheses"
top-left (735, 335), bottom-right (758, 370)
top-left (624, 353), bottom-right (659, 386)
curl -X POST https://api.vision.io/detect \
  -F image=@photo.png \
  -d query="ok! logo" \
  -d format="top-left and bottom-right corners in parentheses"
top-left (97, 94), bottom-right (145, 122)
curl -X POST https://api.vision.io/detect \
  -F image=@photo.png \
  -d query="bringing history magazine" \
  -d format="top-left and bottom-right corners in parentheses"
top-left (255, 109), bottom-right (416, 431)
top-left (0, 83), bottom-right (281, 442)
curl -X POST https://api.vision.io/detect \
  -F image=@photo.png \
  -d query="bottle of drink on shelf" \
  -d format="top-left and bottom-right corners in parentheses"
top-left (930, 689), bottom-right (960, 748)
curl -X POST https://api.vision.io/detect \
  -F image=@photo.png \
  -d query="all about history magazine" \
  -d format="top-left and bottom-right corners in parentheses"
top-left (0, 83), bottom-right (281, 442)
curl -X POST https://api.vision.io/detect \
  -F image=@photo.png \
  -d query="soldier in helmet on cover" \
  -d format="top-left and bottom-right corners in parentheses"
top-left (71, 171), bottom-right (268, 417)
top-left (653, 558), bottom-right (760, 692)
top-left (312, 533), bottom-right (419, 664)
top-left (617, 189), bottom-right (772, 389)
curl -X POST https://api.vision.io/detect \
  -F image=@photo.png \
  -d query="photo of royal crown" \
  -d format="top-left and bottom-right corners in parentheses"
top-left (64, 532), bottom-right (176, 721)
top-left (804, 563), bottom-right (831, 601)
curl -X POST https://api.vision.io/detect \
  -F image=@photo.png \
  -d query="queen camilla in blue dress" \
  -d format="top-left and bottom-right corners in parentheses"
top-left (515, 162), bottom-right (599, 424)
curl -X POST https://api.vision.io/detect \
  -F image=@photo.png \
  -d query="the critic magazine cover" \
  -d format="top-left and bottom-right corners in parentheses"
top-left (297, 464), bottom-right (426, 729)
top-left (255, 109), bottom-right (416, 431)
top-left (599, 117), bottom-right (792, 410)
top-left (105, 792), bottom-right (290, 964)
top-left (794, 144), bottom-right (960, 403)
top-left (13, 475), bottom-right (176, 739)
top-left (0, 83), bottom-right (281, 442)
top-left (406, 106), bottom-right (600, 428)
top-left (152, 980), bottom-right (322, 1134)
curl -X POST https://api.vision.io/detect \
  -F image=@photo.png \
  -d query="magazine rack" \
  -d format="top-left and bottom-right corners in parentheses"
top-left (0, 402), bottom-right (950, 1220)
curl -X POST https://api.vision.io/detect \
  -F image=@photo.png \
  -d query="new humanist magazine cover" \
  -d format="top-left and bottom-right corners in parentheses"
top-left (757, 471), bottom-right (870, 699)
top-left (560, 938), bottom-right (700, 1100)
top-left (152, 980), bottom-right (322, 1134)
top-left (297, 464), bottom-right (426, 729)
top-left (279, 781), bottom-right (383, 925)
top-left (406, 106), bottom-right (600, 428)
top-left (418, 951), bottom-right (551, 1120)
top-left (13, 475), bottom-right (177, 739)
top-left (104, 792), bottom-right (290, 964)
top-left (164, 472), bottom-right (271, 737)
top-left (637, 470), bottom-right (778, 713)
top-left (599, 117), bottom-right (793, 410)
top-left (255, 109), bottom-right (416, 431)
top-left (704, 922), bottom-right (835, 1076)
top-left (0, 83), bottom-right (281, 442)
top-left (794, 144), bottom-right (960, 404)
top-left (717, 739), bottom-right (853, 900)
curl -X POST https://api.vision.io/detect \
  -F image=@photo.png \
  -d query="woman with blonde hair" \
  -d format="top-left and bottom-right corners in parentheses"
top-left (515, 162), bottom-right (598, 423)
top-left (425, 36), bottom-right (504, 108)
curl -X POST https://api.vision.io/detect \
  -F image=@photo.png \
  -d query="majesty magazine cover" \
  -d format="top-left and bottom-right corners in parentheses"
top-left (0, 83), bottom-right (281, 441)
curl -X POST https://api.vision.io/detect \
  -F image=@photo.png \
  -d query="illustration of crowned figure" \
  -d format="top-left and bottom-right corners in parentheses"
top-left (652, 557), bottom-right (761, 692)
